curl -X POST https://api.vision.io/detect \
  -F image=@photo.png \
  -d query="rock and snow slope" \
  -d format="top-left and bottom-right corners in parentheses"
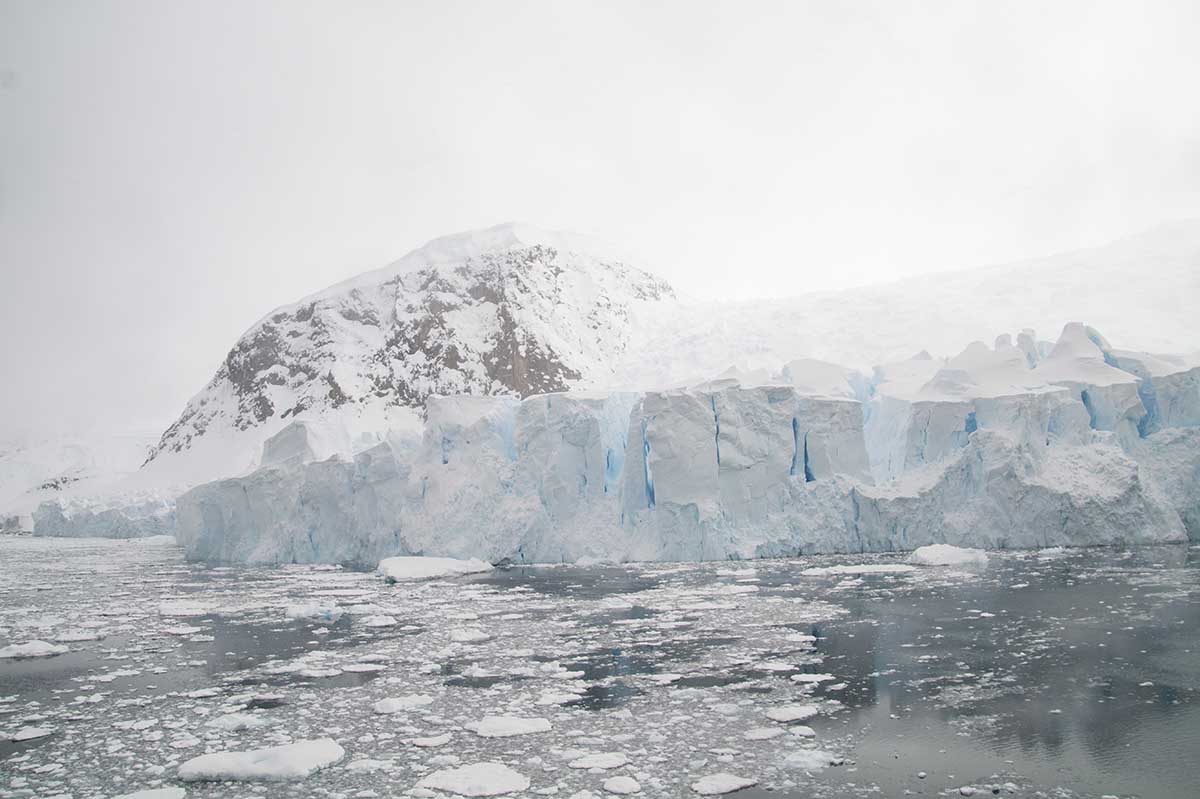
top-left (18, 222), bottom-right (1200, 558)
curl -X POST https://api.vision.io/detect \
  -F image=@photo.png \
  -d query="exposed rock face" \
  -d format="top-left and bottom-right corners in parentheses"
top-left (145, 225), bottom-right (674, 466)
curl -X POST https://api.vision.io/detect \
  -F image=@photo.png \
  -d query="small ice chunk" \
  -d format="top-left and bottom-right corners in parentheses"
top-left (691, 774), bottom-right (758, 795)
top-left (465, 716), bottom-right (552, 738)
top-left (9, 726), bottom-right (54, 741)
top-left (781, 749), bottom-right (842, 770)
top-left (204, 713), bottom-right (268, 731)
top-left (800, 564), bottom-right (916, 576)
top-left (789, 673), bottom-right (835, 684)
top-left (285, 604), bottom-right (344, 622)
top-left (377, 556), bottom-right (493, 582)
top-left (908, 545), bottom-right (989, 567)
top-left (409, 732), bottom-right (452, 747)
top-left (743, 728), bottom-right (785, 741)
top-left (113, 789), bottom-right (187, 799)
top-left (766, 704), bottom-right (819, 722)
top-left (603, 776), bottom-right (641, 794)
top-left (360, 615), bottom-right (397, 628)
top-left (0, 640), bottom-right (68, 659)
top-left (374, 695), bottom-right (435, 714)
top-left (568, 752), bottom-right (629, 769)
top-left (450, 628), bottom-right (490, 643)
top-left (417, 762), bottom-right (530, 796)
top-left (178, 738), bottom-right (344, 781)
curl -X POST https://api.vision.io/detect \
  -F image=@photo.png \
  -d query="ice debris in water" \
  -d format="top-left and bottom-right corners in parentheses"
top-left (377, 555), bottom-right (494, 582)
top-left (908, 544), bottom-right (989, 567)
top-left (417, 762), bottom-right (531, 796)
top-left (177, 738), bottom-right (345, 781)
top-left (464, 715), bottom-right (552, 737)
top-left (691, 774), bottom-right (759, 794)
top-left (0, 639), bottom-right (69, 658)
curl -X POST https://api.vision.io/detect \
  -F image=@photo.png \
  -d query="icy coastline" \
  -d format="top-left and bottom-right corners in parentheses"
top-left (147, 323), bottom-right (1198, 565)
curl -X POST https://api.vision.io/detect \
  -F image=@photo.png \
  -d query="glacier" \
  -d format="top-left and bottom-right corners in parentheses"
top-left (164, 323), bottom-right (1199, 564)
top-left (18, 223), bottom-right (1200, 563)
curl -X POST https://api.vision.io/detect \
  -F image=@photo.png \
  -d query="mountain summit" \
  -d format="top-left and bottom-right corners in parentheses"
top-left (146, 224), bottom-right (675, 469)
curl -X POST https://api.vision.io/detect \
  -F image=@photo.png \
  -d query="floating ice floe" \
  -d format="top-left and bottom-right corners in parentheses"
top-left (801, 564), bottom-right (917, 577)
top-left (908, 544), bottom-right (989, 567)
top-left (0, 640), bottom-right (68, 659)
top-left (789, 672), bottom-right (835, 684)
top-left (373, 694), bottom-right (435, 714)
top-left (113, 789), bottom-right (187, 799)
top-left (603, 775), bottom-right (641, 794)
top-left (464, 716), bottom-right (551, 737)
top-left (284, 604), bottom-right (344, 622)
top-left (177, 737), bottom-right (345, 781)
top-left (766, 703), bottom-right (819, 722)
top-left (691, 774), bottom-right (759, 795)
top-left (449, 627), bottom-right (490, 643)
top-left (9, 725), bottom-right (55, 741)
top-left (377, 556), bottom-right (494, 582)
top-left (204, 712), bottom-right (269, 731)
top-left (417, 762), bottom-right (530, 796)
top-left (568, 752), bottom-right (629, 769)
top-left (781, 748), bottom-right (843, 770)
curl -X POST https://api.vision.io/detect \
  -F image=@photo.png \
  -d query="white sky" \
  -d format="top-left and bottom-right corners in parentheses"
top-left (2, 0), bottom-right (1199, 439)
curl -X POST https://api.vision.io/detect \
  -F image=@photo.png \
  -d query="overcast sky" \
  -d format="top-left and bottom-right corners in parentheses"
top-left (2, 0), bottom-right (1199, 440)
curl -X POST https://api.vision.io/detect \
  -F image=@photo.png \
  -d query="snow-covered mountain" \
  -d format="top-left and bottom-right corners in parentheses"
top-left (141, 223), bottom-right (675, 485)
top-left (145, 219), bottom-right (1200, 483)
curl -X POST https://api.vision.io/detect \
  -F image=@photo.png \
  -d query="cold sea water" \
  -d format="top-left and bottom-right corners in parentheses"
top-left (2, 536), bottom-right (1198, 799)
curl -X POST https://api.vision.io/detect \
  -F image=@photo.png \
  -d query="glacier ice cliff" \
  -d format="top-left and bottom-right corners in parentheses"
top-left (161, 323), bottom-right (1199, 564)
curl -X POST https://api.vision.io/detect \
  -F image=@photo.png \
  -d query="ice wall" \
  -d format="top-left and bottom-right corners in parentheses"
top-left (80, 323), bottom-right (1200, 561)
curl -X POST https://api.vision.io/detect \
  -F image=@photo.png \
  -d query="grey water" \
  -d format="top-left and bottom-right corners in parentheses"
top-left (1, 536), bottom-right (1198, 799)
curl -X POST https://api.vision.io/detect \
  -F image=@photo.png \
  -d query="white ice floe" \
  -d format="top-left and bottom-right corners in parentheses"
top-left (568, 752), bottom-right (629, 769)
top-left (9, 726), bottom-right (54, 741)
top-left (204, 713), bottom-right (269, 731)
top-left (408, 732), bottom-right (452, 747)
top-left (789, 672), bottom-right (835, 683)
top-left (417, 762), bottom-right (530, 796)
top-left (177, 738), bottom-right (345, 781)
top-left (743, 727), bottom-right (785, 741)
top-left (373, 694), bottom-right (435, 714)
top-left (603, 775), bottom-right (642, 794)
top-left (377, 556), bottom-right (494, 582)
top-left (284, 604), bottom-right (344, 622)
top-left (801, 564), bottom-right (916, 577)
top-left (449, 628), bottom-right (490, 643)
top-left (766, 704), bottom-right (819, 722)
top-left (0, 640), bottom-right (68, 659)
top-left (359, 614), bottom-right (398, 627)
top-left (112, 789), bottom-right (187, 799)
top-left (464, 716), bottom-right (551, 738)
top-left (781, 749), bottom-right (842, 770)
top-left (908, 544), bottom-right (989, 567)
top-left (691, 774), bottom-right (759, 795)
